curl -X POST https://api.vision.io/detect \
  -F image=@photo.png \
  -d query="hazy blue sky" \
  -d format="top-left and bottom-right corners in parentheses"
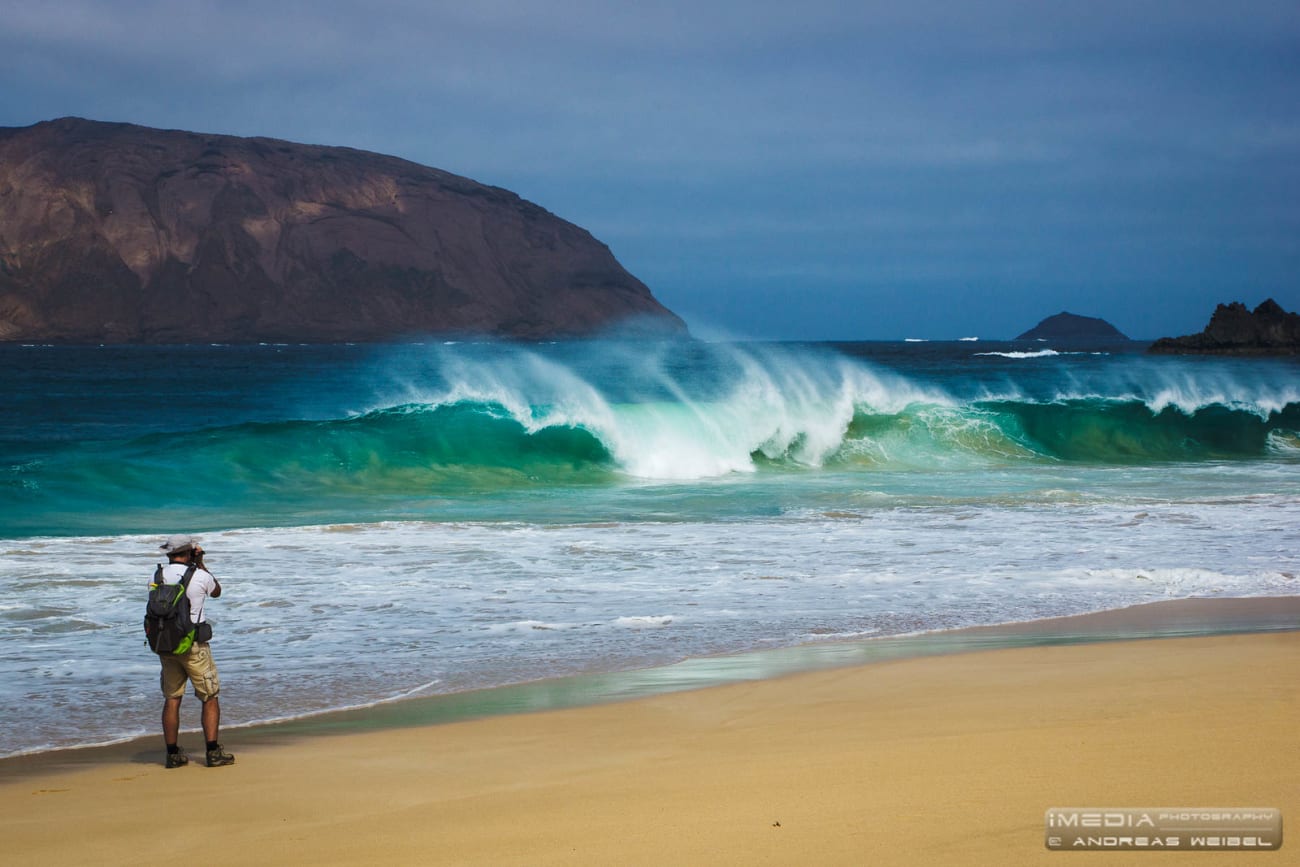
top-left (2, 1), bottom-right (1297, 339)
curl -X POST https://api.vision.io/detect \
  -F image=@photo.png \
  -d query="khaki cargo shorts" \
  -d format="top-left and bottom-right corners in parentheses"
top-left (159, 642), bottom-right (220, 701)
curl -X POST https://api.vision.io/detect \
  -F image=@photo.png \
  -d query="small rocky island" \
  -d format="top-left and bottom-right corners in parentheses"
top-left (1148, 299), bottom-right (1300, 355)
top-left (0, 118), bottom-right (685, 343)
top-left (1016, 312), bottom-right (1129, 341)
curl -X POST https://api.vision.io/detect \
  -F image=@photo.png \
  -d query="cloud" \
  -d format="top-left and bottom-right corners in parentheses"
top-left (2, 0), bottom-right (1297, 338)
top-left (6, 0), bottom-right (1295, 177)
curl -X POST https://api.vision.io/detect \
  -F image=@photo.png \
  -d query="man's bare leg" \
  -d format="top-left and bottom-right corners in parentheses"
top-left (162, 696), bottom-right (182, 746)
top-left (201, 696), bottom-right (220, 743)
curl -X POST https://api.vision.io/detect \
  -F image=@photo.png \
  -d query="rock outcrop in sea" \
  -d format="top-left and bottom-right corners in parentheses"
top-left (1015, 312), bottom-right (1129, 341)
top-left (1148, 299), bottom-right (1300, 355)
top-left (0, 118), bottom-right (686, 343)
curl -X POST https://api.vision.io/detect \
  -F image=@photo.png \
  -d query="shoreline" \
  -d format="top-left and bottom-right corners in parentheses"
top-left (4, 594), bottom-right (1297, 777)
top-left (1, 596), bottom-right (1295, 865)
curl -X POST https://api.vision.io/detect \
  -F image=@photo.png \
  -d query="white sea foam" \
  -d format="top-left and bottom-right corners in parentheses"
top-left (1267, 430), bottom-right (1300, 454)
top-left (615, 615), bottom-right (674, 629)
top-left (2, 484), bottom-right (1297, 758)
top-left (964, 358), bottom-right (1300, 418)
top-left (977, 349), bottom-right (1064, 359)
top-left (391, 343), bottom-right (954, 479)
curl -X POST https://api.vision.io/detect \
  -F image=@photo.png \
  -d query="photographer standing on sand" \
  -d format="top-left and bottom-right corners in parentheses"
top-left (154, 534), bottom-right (235, 769)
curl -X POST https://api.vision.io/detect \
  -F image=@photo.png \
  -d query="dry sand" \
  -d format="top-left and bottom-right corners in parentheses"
top-left (3, 601), bottom-right (1297, 866)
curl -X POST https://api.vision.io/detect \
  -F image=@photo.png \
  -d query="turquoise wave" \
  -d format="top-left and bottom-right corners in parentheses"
top-left (982, 398), bottom-right (1300, 462)
top-left (1, 403), bottom-right (617, 535)
top-left (5, 341), bottom-right (1298, 537)
top-left (832, 399), bottom-right (1300, 467)
top-left (4, 395), bottom-right (1296, 534)
top-left (8, 401), bottom-right (611, 487)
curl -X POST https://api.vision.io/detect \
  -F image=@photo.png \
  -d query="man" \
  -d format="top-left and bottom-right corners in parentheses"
top-left (155, 534), bottom-right (235, 768)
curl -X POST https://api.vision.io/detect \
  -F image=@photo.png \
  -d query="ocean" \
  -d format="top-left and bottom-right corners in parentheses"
top-left (1, 338), bottom-right (1297, 757)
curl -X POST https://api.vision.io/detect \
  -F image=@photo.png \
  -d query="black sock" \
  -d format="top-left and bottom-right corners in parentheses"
top-left (166, 743), bottom-right (179, 755)
top-left (206, 740), bottom-right (219, 752)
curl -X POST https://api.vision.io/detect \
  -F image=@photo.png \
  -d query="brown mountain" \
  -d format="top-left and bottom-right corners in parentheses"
top-left (1148, 299), bottom-right (1300, 355)
top-left (0, 117), bottom-right (685, 343)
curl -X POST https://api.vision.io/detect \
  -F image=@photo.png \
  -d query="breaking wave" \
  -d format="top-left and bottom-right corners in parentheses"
top-left (3, 341), bottom-right (1296, 534)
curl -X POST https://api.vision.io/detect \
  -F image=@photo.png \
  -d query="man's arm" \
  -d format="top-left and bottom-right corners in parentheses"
top-left (194, 546), bottom-right (221, 597)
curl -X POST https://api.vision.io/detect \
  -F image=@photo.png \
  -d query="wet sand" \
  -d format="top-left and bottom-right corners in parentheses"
top-left (2, 597), bottom-right (1297, 865)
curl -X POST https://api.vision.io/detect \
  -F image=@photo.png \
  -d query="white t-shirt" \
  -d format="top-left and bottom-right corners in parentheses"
top-left (158, 562), bottom-right (219, 624)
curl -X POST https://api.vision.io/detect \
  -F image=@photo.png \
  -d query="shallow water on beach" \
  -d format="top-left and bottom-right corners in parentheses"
top-left (1, 339), bottom-right (1297, 756)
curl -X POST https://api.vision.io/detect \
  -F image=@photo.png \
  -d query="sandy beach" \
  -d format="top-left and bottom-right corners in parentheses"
top-left (3, 599), bottom-right (1296, 866)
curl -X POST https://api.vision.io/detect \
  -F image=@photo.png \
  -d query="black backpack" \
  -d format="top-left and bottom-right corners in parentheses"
top-left (144, 562), bottom-right (200, 655)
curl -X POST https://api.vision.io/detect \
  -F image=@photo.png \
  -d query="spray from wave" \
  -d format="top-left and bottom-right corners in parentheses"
top-left (3, 341), bottom-right (1297, 534)
top-left (374, 342), bottom-right (1299, 469)
top-left (383, 342), bottom-right (951, 477)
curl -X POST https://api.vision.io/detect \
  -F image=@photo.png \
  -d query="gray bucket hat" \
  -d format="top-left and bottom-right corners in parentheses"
top-left (159, 534), bottom-right (198, 555)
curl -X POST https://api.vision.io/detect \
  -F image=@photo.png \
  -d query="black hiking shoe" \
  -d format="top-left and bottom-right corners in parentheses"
top-left (165, 749), bottom-right (189, 769)
top-left (205, 744), bottom-right (235, 767)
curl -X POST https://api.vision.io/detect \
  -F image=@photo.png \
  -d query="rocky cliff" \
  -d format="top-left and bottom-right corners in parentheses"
top-left (1148, 299), bottom-right (1300, 355)
top-left (0, 118), bottom-right (685, 343)
top-left (1015, 312), bottom-right (1128, 341)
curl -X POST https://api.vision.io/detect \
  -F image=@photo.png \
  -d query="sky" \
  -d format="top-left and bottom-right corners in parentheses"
top-left (2, 1), bottom-right (1297, 340)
